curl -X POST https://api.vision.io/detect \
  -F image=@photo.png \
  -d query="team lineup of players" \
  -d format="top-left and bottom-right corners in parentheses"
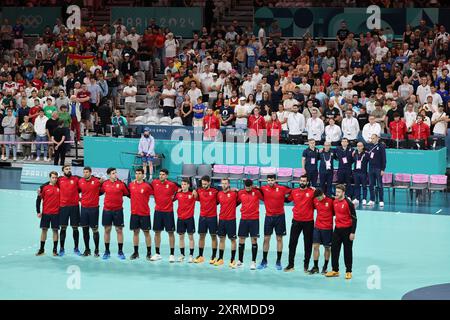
top-left (36, 165), bottom-right (357, 279)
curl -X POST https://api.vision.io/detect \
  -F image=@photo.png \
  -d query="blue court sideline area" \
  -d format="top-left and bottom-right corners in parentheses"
top-left (0, 187), bottom-right (449, 300)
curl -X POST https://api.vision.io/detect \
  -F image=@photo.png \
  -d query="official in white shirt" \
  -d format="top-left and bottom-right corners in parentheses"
top-left (287, 104), bottom-right (305, 144)
top-left (325, 118), bottom-right (342, 146)
top-left (404, 103), bottom-right (417, 130)
top-left (306, 109), bottom-right (325, 143)
top-left (362, 115), bottom-right (382, 143)
top-left (341, 109), bottom-right (360, 143)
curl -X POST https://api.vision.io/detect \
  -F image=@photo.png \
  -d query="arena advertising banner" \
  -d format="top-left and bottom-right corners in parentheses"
top-left (2, 7), bottom-right (61, 35)
top-left (254, 7), bottom-right (450, 39)
top-left (110, 7), bottom-right (203, 38)
top-left (20, 164), bottom-right (130, 184)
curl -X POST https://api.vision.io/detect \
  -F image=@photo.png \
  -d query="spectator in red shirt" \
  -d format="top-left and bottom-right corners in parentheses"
top-left (193, 175), bottom-right (219, 264)
top-left (129, 168), bottom-right (154, 260)
top-left (309, 189), bottom-right (334, 275)
top-left (35, 171), bottom-right (60, 256)
top-left (266, 112), bottom-right (282, 143)
top-left (411, 114), bottom-right (431, 145)
top-left (388, 112), bottom-right (407, 142)
top-left (149, 168), bottom-right (179, 262)
top-left (325, 184), bottom-right (357, 280)
top-left (76, 84), bottom-right (92, 136)
top-left (285, 174), bottom-right (315, 272)
top-left (203, 107), bottom-right (221, 141)
top-left (100, 167), bottom-right (130, 260)
top-left (217, 178), bottom-right (239, 268)
top-left (78, 166), bottom-right (103, 257)
top-left (258, 175), bottom-right (291, 270)
top-left (237, 179), bottom-right (263, 270)
top-left (248, 106), bottom-right (266, 141)
top-left (174, 178), bottom-right (197, 263)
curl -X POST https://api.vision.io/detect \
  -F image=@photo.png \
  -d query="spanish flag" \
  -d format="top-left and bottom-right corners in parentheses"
top-left (68, 54), bottom-right (95, 68)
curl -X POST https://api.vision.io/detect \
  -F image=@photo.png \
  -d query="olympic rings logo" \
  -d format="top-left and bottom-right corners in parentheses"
top-left (19, 15), bottom-right (43, 28)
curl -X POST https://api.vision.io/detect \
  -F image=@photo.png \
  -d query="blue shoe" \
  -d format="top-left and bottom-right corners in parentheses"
top-left (102, 252), bottom-right (111, 260)
top-left (275, 262), bottom-right (282, 271)
top-left (73, 248), bottom-right (81, 256)
top-left (257, 261), bottom-right (268, 270)
top-left (58, 249), bottom-right (65, 257)
top-left (118, 252), bottom-right (126, 260)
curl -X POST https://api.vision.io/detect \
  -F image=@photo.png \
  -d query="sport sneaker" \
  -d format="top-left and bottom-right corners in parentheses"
top-left (250, 261), bottom-right (257, 270)
top-left (362, 199), bottom-right (367, 206)
top-left (257, 261), bottom-right (268, 270)
top-left (379, 201), bottom-right (384, 207)
top-left (229, 260), bottom-right (237, 269)
top-left (214, 259), bottom-right (224, 266)
top-left (82, 249), bottom-right (91, 257)
top-left (118, 252), bottom-right (126, 260)
top-left (367, 200), bottom-right (375, 206)
top-left (325, 271), bottom-right (340, 277)
top-left (308, 266), bottom-right (320, 275)
top-left (352, 199), bottom-right (359, 206)
top-left (275, 262), bottom-right (282, 271)
top-left (150, 254), bottom-right (162, 261)
top-left (102, 251), bottom-right (111, 260)
top-left (35, 249), bottom-right (45, 256)
top-left (146, 253), bottom-right (151, 261)
top-left (130, 252), bottom-right (139, 260)
top-left (345, 272), bottom-right (352, 280)
top-left (44, 157), bottom-right (49, 162)
top-left (193, 256), bottom-right (205, 263)
top-left (177, 255), bottom-right (185, 262)
top-left (209, 257), bottom-right (218, 265)
top-left (169, 255), bottom-right (175, 263)
top-left (284, 265), bottom-right (295, 272)
top-left (74, 248), bottom-right (81, 256)
top-left (188, 255), bottom-right (194, 263)
top-left (58, 249), bottom-right (65, 257)
top-left (35, 157), bottom-right (40, 161)
top-left (236, 260), bottom-right (244, 268)
top-left (13, 157), bottom-right (16, 161)
top-left (94, 249), bottom-right (99, 257)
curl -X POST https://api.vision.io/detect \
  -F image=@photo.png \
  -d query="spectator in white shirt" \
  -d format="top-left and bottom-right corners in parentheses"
top-left (362, 115), bottom-right (382, 143)
top-left (217, 54), bottom-right (232, 74)
top-left (374, 40), bottom-right (389, 62)
top-left (234, 97), bottom-right (250, 130)
top-left (122, 79), bottom-right (137, 122)
top-left (298, 77), bottom-right (311, 96)
top-left (426, 86), bottom-right (443, 108)
top-left (34, 38), bottom-right (48, 58)
top-left (164, 32), bottom-right (179, 67)
top-left (416, 76), bottom-right (431, 105)
top-left (97, 27), bottom-right (111, 47)
top-left (287, 104), bottom-right (305, 144)
top-left (241, 74), bottom-right (255, 98)
top-left (341, 109), bottom-right (360, 141)
top-left (306, 108), bottom-right (325, 142)
top-left (404, 103), bottom-right (417, 130)
top-left (431, 104), bottom-right (448, 136)
top-left (187, 81), bottom-right (203, 104)
top-left (283, 91), bottom-right (298, 112)
top-left (398, 76), bottom-right (414, 100)
top-left (34, 109), bottom-right (49, 161)
top-left (161, 82), bottom-right (177, 119)
top-left (251, 66), bottom-right (263, 86)
top-left (325, 118), bottom-right (342, 146)
top-left (277, 104), bottom-right (289, 131)
top-left (126, 27), bottom-right (141, 51)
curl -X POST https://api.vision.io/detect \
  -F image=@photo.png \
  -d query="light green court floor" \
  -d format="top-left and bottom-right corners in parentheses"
top-left (0, 189), bottom-right (449, 300)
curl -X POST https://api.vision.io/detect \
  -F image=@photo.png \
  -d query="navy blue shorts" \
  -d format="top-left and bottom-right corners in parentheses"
top-left (40, 213), bottom-right (60, 229)
top-left (313, 228), bottom-right (333, 247)
top-left (264, 214), bottom-right (286, 236)
top-left (153, 211), bottom-right (175, 232)
top-left (130, 215), bottom-right (152, 231)
top-left (102, 209), bottom-right (124, 227)
top-left (141, 155), bottom-right (155, 163)
top-left (218, 219), bottom-right (237, 239)
top-left (59, 206), bottom-right (80, 227)
top-left (177, 217), bottom-right (196, 234)
top-left (198, 216), bottom-right (218, 235)
top-left (238, 219), bottom-right (260, 238)
top-left (80, 207), bottom-right (99, 229)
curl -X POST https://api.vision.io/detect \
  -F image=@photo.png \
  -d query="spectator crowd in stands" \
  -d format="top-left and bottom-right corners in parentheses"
top-left (0, 5), bottom-right (450, 163)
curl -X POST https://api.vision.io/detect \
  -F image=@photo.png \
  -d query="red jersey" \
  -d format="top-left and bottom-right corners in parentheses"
top-left (57, 175), bottom-right (80, 207)
top-left (248, 115), bottom-right (266, 137)
top-left (101, 179), bottom-right (129, 211)
top-left (175, 191), bottom-right (196, 220)
top-left (266, 120), bottom-right (282, 138)
top-left (288, 187), bottom-right (315, 222)
top-left (196, 187), bottom-right (218, 217)
top-left (203, 115), bottom-right (220, 138)
top-left (129, 181), bottom-right (154, 216)
top-left (411, 122), bottom-right (430, 141)
top-left (238, 188), bottom-right (263, 220)
top-left (333, 197), bottom-right (356, 231)
top-left (260, 184), bottom-right (291, 216)
top-left (151, 179), bottom-right (179, 212)
top-left (154, 34), bottom-right (165, 48)
top-left (37, 183), bottom-right (60, 214)
top-left (78, 176), bottom-right (101, 208)
top-left (217, 190), bottom-right (238, 220)
top-left (76, 90), bottom-right (91, 110)
top-left (389, 120), bottom-right (407, 140)
top-left (31, 79), bottom-right (43, 90)
top-left (29, 106), bottom-right (41, 124)
top-left (313, 196), bottom-right (334, 230)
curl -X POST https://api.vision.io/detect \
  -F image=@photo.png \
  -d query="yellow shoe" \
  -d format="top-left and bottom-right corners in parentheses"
top-left (325, 271), bottom-right (340, 277)
top-left (229, 260), bottom-right (237, 268)
top-left (345, 272), bottom-right (352, 280)
top-left (194, 256), bottom-right (205, 263)
top-left (214, 259), bottom-right (224, 266)
top-left (209, 257), bottom-right (218, 264)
